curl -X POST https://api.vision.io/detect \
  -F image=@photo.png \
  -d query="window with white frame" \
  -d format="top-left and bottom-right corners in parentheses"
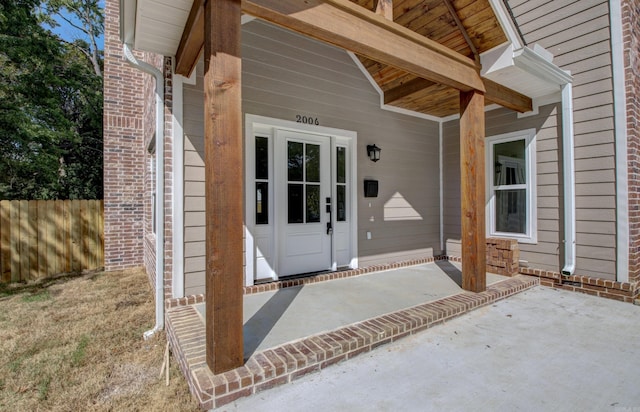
top-left (148, 136), bottom-right (156, 235)
top-left (486, 129), bottom-right (536, 243)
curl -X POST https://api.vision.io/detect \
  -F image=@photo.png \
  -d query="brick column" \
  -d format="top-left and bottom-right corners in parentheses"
top-left (486, 238), bottom-right (520, 276)
top-left (103, 0), bottom-right (146, 270)
top-left (623, 0), bottom-right (640, 281)
top-left (162, 56), bottom-right (174, 300)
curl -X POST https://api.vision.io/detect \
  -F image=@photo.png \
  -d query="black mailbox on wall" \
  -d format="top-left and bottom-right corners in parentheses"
top-left (364, 179), bottom-right (379, 197)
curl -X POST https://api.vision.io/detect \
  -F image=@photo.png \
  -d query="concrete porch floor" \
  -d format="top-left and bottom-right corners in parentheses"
top-left (166, 261), bottom-right (538, 410)
top-left (197, 261), bottom-right (506, 358)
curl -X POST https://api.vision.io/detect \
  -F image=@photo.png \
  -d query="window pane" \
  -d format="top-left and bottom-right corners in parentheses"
top-left (256, 182), bottom-right (268, 225)
top-left (288, 141), bottom-right (304, 181)
top-left (306, 184), bottom-right (320, 223)
top-left (255, 136), bottom-right (269, 180)
top-left (306, 144), bottom-right (320, 182)
top-left (288, 184), bottom-right (304, 223)
top-left (494, 139), bottom-right (525, 186)
top-left (495, 189), bottom-right (526, 234)
top-left (337, 147), bottom-right (346, 184)
top-left (337, 185), bottom-right (346, 222)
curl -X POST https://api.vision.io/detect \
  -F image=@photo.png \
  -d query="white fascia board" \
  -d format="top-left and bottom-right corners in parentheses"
top-left (480, 43), bottom-right (516, 76)
top-left (119, 0), bottom-right (138, 45)
top-left (513, 47), bottom-right (573, 86)
top-left (487, 0), bottom-right (523, 49)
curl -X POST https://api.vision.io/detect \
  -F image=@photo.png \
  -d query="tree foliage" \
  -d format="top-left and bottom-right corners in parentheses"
top-left (42, 0), bottom-right (104, 77)
top-left (0, 0), bottom-right (103, 200)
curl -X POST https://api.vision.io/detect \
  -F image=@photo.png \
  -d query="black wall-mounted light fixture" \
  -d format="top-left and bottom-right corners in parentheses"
top-left (367, 144), bottom-right (381, 162)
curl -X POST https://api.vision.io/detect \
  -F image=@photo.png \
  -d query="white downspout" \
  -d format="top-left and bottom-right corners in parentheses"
top-left (561, 80), bottom-right (576, 276)
top-left (439, 121), bottom-right (444, 254)
top-left (610, 0), bottom-right (629, 283)
top-left (123, 44), bottom-right (165, 338)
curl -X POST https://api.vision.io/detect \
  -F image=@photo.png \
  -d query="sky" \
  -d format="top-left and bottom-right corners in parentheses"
top-left (45, 1), bottom-right (105, 50)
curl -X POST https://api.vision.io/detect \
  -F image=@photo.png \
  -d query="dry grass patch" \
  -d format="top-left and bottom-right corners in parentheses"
top-left (0, 269), bottom-right (199, 411)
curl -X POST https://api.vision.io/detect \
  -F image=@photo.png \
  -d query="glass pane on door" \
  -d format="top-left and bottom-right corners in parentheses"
top-left (306, 184), bottom-right (320, 223)
top-left (256, 182), bottom-right (269, 224)
top-left (337, 185), bottom-right (346, 222)
top-left (287, 141), bottom-right (323, 224)
top-left (288, 141), bottom-right (304, 181)
top-left (337, 146), bottom-right (346, 184)
top-left (306, 144), bottom-right (320, 182)
top-left (288, 184), bottom-right (304, 224)
top-left (255, 136), bottom-right (269, 180)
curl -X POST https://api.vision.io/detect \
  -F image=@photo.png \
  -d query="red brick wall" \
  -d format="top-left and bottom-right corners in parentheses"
top-left (142, 54), bottom-right (157, 286)
top-left (144, 57), bottom-right (176, 300)
top-left (104, 0), bottom-right (176, 301)
top-left (162, 57), bottom-right (174, 301)
top-left (103, 0), bottom-right (146, 270)
top-left (624, 0), bottom-right (640, 281)
top-left (141, 53), bottom-right (164, 289)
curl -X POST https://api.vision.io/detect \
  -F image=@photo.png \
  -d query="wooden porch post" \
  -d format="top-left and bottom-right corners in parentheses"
top-left (204, 0), bottom-right (244, 374)
top-left (460, 90), bottom-right (486, 293)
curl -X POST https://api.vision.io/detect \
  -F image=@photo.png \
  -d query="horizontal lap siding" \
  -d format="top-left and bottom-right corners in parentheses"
top-left (242, 22), bottom-right (440, 268)
top-left (443, 105), bottom-right (563, 273)
top-left (183, 76), bottom-right (206, 296)
top-left (440, 1), bottom-right (618, 278)
top-left (442, 120), bottom-right (461, 244)
top-left (510, 0), bottom-right (616, 279)
top-left (182, 21), bottom-right (441, 293)
top-left (511, 0), bottom-right (617, 279)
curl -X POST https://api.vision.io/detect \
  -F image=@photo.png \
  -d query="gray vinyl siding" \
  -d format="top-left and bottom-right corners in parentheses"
top-left (181, 20), bottom-right (441, 292)
top-left (449, 0), bottom-right (618, 279)
top-left (183, 78), bottom-right (206, 296)
top-left (511, 0), bottom-right (617, 279)
top-left (244, 21), bottom-right (441, 265)
top-left (443, 105), bottom-right (563, 273)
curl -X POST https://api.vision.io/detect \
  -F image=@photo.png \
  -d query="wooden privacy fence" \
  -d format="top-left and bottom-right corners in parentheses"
top-left (0, 200), bottom-right (104, 283)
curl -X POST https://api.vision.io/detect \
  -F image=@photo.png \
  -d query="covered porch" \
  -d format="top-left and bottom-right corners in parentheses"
top-left (165, 261), bottom-right (538, 409)
top-left (120, 0), bottom-right (567, 393)
top-left (169, 0), bottom-right (531, 376)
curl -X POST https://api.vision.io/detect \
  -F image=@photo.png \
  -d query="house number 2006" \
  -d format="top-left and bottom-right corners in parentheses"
top-left (296, 115), bottom-right (320, 125)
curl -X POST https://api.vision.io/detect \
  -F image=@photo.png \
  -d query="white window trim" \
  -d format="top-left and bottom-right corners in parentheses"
top-left (147, 136), bottom-right (157, 235)
top-left (486, 129), bottom-right (537, 244)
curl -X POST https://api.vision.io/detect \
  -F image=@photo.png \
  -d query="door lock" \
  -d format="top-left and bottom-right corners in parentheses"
top-left (326, 197), bottom-right (332, 235)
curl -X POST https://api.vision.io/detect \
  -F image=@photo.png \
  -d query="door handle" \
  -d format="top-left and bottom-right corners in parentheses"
top-left (326, 197), bottom-right (332, 235)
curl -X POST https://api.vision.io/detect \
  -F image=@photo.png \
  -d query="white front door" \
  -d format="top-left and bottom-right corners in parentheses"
top-left (276, 130), bottom-right (332, 276)
top-left (245, 115), bottom-right (357, 285)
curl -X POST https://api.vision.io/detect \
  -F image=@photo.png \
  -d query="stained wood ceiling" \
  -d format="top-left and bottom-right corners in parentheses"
top-left (350, 0), bottom-right (509, 117)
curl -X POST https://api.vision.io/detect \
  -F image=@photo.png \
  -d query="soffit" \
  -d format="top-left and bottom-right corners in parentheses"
top-left (126, 1), bottom-right (546, 118)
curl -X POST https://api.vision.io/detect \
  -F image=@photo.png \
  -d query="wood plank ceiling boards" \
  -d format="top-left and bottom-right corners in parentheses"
top-left (175, 0), bottom-right (532, 116)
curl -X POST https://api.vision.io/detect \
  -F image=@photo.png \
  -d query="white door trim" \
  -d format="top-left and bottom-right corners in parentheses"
top-left (245, 114), bottom-right (358, 286)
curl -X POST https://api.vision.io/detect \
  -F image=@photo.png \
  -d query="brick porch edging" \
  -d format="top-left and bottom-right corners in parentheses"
top-left (519, 267), bottom-right (640, 303)
top-left (165, 274), bottom-right (538, 410)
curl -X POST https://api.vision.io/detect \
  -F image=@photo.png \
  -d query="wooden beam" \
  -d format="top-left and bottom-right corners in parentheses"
top-left (204, 0), bottom-right (244, 374)
top-left (175, 0), bottom-right (205, 78)
top-left (384, 77), bottom-right (436, 105)
top-left (242, 0), bottom-right (484, 91)
top-left (484, 78), bottom-right (532, 113)
top-left (383, 76), bottom-right (532, 114)
top-left (374, 0), bottom-right (393, 20)
top-left (442, 0), bottom-right (479, 64)
top-left (176, 0), bottom-right (485, 91)
top-left (459, 90), bottom-right (486, 293)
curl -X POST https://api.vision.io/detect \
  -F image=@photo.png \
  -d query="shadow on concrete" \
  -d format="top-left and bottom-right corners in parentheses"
top-left (243, 286), bottom-right (303, 359)
top-left (435, 260), bottom-right (462, 287)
